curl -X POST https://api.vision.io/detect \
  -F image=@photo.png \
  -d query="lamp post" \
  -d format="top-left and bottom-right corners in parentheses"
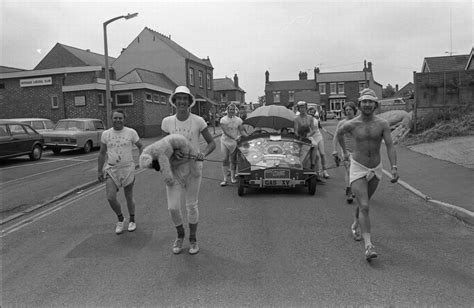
top-left (103, 12), bottom-right (138, 128)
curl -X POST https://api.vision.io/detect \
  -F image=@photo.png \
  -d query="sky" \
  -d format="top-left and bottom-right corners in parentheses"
top-left (1, 0), bottom-right (473, 102)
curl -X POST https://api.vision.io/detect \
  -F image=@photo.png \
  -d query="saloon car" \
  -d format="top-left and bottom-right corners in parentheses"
top-left (2, 118), bottom-right (55, 133)
top-left (42, 118), bottom-right (105, 154)
top-left (0, 120), bottom-right (44, 160)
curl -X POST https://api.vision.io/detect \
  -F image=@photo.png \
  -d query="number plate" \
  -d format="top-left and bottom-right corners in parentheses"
top-left (263, 179), bottom-right (291, 186)
top-left (264, 169), bottom-right (289, 179)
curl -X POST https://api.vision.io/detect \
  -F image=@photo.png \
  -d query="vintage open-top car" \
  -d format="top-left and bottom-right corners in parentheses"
top-left (236, 132), bottom-right (317, 196)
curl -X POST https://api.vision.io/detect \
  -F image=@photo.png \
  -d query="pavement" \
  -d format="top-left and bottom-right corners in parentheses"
top-left (322, 123), bottom-right (474, 226)
top-left (3, 122), bottom-right (473, 227)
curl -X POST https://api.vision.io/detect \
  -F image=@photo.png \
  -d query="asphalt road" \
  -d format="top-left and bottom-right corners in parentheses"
top-left (2, 132), bottom-right (473, 306)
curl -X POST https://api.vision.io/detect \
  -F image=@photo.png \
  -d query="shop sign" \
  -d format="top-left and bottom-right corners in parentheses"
top-left (20, 77), bottom-right (52, 87)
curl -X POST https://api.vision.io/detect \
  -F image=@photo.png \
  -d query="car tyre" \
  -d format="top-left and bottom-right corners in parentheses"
top-left (238, 176), bottom-right (245, 196)
top-left (29, 144), bottom-right (43, 161)
top-left (52, 148), bottom-right (61, 155)
top-left (83, 141), bottom-right (92, 154)
top-left (308, 176), bottom-right (316, 195)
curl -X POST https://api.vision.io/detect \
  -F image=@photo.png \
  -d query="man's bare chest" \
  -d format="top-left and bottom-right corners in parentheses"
top-left (353, 122), bottom-right (383, 142)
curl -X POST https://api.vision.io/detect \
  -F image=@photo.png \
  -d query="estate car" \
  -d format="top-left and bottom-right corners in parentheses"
top-left (0, 120), bottom-right (44, 161)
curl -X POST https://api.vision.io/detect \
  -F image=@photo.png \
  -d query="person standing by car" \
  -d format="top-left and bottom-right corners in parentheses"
top-left (335, 88), bottom-right (398, 261)
top-left (307, 108), bottom-right (330, 179)
top-left (332, 101), bottom-right (357, 203)
top-left (98, 109), bottom-right (143, 234)
top-left (161, 86), bottom-right (216, 255)
top-left (219, 103), bottom-right (246, 186)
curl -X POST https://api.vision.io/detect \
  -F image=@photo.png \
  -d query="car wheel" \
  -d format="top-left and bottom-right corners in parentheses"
top-left (83, 141), bottom-right (92, 153)
top-left (52, 148), bottom-right (61, 154)
top-left (29, 144), bottom-right (43, 161)
top-left (308, 176), bottom-right (316, 195)
top-left (238, 176), bottom-right (245, 196)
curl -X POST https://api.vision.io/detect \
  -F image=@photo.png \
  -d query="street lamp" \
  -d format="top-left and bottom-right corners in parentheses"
top-left (103, 12), bottom-right (138, 128)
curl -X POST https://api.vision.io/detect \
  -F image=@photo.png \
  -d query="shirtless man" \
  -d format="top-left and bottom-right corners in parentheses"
top-left (335, 88), bottom-right (398, 261)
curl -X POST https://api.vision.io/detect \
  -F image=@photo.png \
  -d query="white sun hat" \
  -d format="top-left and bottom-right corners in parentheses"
top-left (358, 88), bottom-right (378, 102)
top-left (169, 86), bottom-right (196, 108)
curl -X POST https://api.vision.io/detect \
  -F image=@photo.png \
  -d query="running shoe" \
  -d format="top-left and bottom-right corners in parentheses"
top-left (322, 170), bottom-right (330, 179)
top-left (231, 177), bottom-right (238, 184)
top-left (220, 181), bottom-right (228, 187)
top-left (128, 222), bottom-right (136, 232)
top-left (172, 238), bottom-right (184, 254)
top-left (365, 245), bottom-right (378, 260)
top-left (351, 223), bottom-right (361, 241)
top-left (189, 241), bottom-right (200, 255)
top-left (115, 221), bottom-right (125, 235)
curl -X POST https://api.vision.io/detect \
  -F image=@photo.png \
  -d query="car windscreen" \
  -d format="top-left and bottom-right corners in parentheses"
top-left (55, 121), bottom-right (85, 130)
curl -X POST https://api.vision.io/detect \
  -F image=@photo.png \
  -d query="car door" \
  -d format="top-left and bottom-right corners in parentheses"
top-left (0, 124), bottom-right (14, 157)
top-left (8, 124), bottom-right (30, 154)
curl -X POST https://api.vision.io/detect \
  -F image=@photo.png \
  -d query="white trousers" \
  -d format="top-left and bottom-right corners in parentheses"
top-left (166, 162), bottom-right (203, 225)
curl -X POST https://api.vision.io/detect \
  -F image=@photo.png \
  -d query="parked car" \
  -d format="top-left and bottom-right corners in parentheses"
top-left (1, 118), bottom-right (55, 133)
top-left (0, 120), bottom-right (44, 160)
top-left (326, 111), bottom-right (336, 120)
top-left (42, 118), bottom-right (105, 154)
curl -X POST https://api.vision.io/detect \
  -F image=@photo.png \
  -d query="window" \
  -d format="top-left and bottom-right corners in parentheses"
top-left (337, 83), bottom-right (344, 94)
top-left (0, 83), bottom-right (5, 89)
top-left (319, 84), bottom-right (326, 94)
top-left (220, 93), bottom-right (227, 103)
top-left (31, 121), bottom-right (45, 130)
top-left (153, 94), bottom-right (160, 104)
top-left (289, 91), bottom-right (295, 103)
top-left (93, 120), bottom-right (105, 130)
top-left (330, 83), bottom-right (336, 94)
top-left (145, 93), bottom-right (153, 103)
top-left (273, 91), bottom-right (280, 103)
top-left (207, 73), bottom-right (211, 90)
top-left (198, 71), bottom-right (203, 88)
top-left (359, 82), bottom-right (366, 93)
top-left (0, 124), bottom-right (8, 136)
top-left (9, 124), bottom-right (26, 135)
top-left (116, 93), bottom-right (133, 106)
top-left (51, 96), bottom-right (59, 109)
top-left (330, 99), bottom-right (345, 111)
top-left (189, 68), bottom-right (194, 86)
top-left (160, 95), bottom-right (166, 104)
top-left (97, 93), bottom-right (104, 106)
top-left (74, 95), bottom-right (86, 106)
top-left (24, 125), bottom-right (36, 134)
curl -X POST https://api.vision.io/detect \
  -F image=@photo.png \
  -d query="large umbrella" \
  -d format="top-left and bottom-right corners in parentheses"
top-left (243, 105), bottom-right (296, 129)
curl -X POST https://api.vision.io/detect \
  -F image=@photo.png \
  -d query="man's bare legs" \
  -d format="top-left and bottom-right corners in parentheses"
top-left (351, 177), bottom-right (380, 259)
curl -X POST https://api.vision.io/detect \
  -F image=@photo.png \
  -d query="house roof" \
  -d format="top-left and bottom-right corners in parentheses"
top-left (317, 71), bottom-right (373, 83)
top-left (265, 79), bottom-right (316, 91)
top-left (0, 66), bottom-right (26, 73)
top-left (118, 68), bottom-right (177, 90)
top-left (144, 27), bottom-right (213, 68)
top-left (60, 44), bottom-right (116, 67)
top-left (294, 91), bottom-right (320, 104)
top-left (393, 82), bottom-right (414, 98)
top-left (422, 54), bottom-right (469, 72)
top-left (213, 77), bottom-right (245, 92)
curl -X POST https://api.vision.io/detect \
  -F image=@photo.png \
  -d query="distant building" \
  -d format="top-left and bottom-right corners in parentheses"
top-left (213, 74), bottom-right (246, 105)
top-left (264, 62), bottom-right (382, 116)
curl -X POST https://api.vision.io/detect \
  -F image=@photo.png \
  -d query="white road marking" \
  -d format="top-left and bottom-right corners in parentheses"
top-left (1, 168), bottom-right (146, 236)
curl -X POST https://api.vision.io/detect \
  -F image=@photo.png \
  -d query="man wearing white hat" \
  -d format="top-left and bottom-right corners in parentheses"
top-left (335, 88), bottom-right (398, 261)
top-left (161, 86), bottom-right (216, 255)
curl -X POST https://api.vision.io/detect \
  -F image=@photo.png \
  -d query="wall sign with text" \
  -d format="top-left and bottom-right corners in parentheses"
top-left (20, 77), bottom-right (53, 87)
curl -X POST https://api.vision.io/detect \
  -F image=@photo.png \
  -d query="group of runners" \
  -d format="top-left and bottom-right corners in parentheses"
top-left (97, 85), bottom-right (398, 260)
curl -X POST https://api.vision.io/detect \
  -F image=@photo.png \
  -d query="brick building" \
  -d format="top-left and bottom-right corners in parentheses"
top-left (1, 28), bottom-right (219, 137)
top-left (264, 62), bottom-right (382, 116)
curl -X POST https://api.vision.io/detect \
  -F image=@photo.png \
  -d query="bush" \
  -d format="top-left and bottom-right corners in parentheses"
top-left (415, 105), bottom-right (473, 132)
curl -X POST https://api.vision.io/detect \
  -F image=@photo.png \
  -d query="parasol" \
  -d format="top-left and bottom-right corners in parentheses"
top-left (243, 105), bottom-right (296, 129)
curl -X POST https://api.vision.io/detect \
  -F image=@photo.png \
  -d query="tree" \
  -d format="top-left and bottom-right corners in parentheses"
top-left (382, 84), bottom-right (396, 98)
top-left (258, 95), bottom-right (266, 105)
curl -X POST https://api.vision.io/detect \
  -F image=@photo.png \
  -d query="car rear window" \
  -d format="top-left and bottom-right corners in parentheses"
top-left (24, 125), bottom-right (37, 134)
top-left (31, 121), bottom-right (45, 130)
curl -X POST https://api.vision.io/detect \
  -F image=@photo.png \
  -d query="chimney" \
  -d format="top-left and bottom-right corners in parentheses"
top-left (314, 67), bottom-right (319, 83)
top-left (86, 49), bottom-right (90, 52)
top-left (265, 70), bottom-right (269, 83)
top-left (302, 72), bottom-right (307, 80)
top-left (299, 71), bottom-right (302, 80)
top-left (368, 62), bottom-right (372, 72)
top-left (234, 74), bottom-right (239, 88)
top-left (395, 84), bottom-right (399, 92)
